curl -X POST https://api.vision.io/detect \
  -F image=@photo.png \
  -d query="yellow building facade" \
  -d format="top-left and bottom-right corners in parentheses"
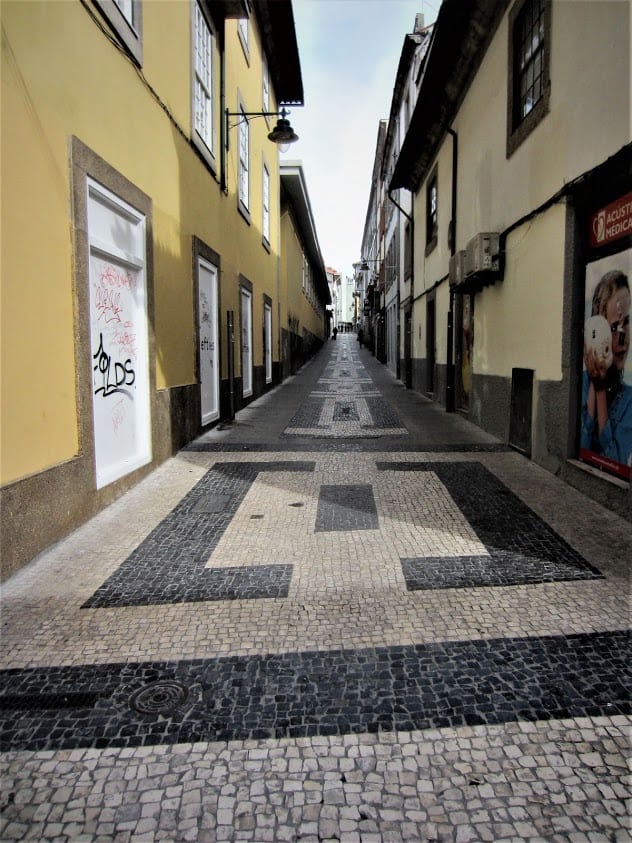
top-left (1, 0), bottom-right (327, 577)
top-left (280, 162), bottom-right (330, 377)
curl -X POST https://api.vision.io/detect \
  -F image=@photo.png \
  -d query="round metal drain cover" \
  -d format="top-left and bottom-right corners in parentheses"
top-left (129, 680), bottom-right (188, 715)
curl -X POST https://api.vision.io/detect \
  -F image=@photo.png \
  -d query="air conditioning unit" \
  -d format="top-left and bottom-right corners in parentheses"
top-left (449, 250), bottom-right (467, 287)
top-left (465, 232), bottom-right (500, 276)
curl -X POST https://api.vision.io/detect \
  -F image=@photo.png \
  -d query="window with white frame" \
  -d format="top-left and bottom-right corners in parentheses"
top-left (95, 0), bottom-right (142, 64)
top-left (193, 3), bottom-right (215, 162)
top-left (113, 0), bottom-right (133, 24)
top-left (262, 55), bottom-right (270, 114)
top-left (238, 107), bottom-right (249, 212)
top-left (238, 16), bottom-right (249, 56)
top-left (262, 163), bottom-right (270, 245)
top-left (425, 167), bottom-right (438, 254)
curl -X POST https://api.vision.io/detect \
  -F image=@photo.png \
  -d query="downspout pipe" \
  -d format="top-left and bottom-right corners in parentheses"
top-left (219, 27), bottom-right (227, 193)
top-left (445, 128), bottom-right (458, 413)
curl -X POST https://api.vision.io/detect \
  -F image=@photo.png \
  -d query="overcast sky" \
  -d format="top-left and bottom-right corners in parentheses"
top-left (287, 0), bottom-right (439, 280)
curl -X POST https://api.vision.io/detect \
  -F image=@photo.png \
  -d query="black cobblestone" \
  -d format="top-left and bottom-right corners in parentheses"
top-left (0, 631), bottom-right (628, 752)
top-left (365, 395), bottom-right (405, 429)
top-left (315, 484), bottom-right (379, 531)
top-left (279, 397), bottom-right (326, 429)
top-left (333, 401), bottom-right (360, 421)
top-left (379, 462), bottom-right (603, 589)
top-left (83, 461), bottom-right (314, 608)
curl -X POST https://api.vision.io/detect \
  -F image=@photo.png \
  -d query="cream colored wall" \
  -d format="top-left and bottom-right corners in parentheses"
top-left (547, 1), bottom-right (630, 183)
top-left (1, 1), bottom-right (283, 485)
top-left (411, 0), bottom-right (629, 382)
top-left (411, 143), bottom-right (451, 368)
top-left (417, 143), bottom-right (454, 292)
top-left (473, 203), bottom-right (566, 381)
top-left (454, 0), bottom-right (630, 246)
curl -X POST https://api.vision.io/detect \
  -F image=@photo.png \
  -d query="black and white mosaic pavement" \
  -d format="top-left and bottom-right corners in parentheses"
top-left (379, 461), bottom-right (604, 589)
top-left (315, 484), bottom-right (379, 532)
top-left (1, 630), bottom-right (628, 752)
top-left (2, 335), bottom-right (630, 842)
top-left (83, 461), bottom-right (313, 608)
top-left (84, 456), bottom-right (602, 609)
top-left (283, 342), bottom-right (408, 437)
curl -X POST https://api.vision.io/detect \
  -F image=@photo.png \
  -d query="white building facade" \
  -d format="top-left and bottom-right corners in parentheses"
top-left (387, 0), bottom-right (631, 519)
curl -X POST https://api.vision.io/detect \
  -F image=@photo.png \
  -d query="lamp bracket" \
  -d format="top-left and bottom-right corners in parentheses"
top-left (225, 107), bottom-right (292, 150)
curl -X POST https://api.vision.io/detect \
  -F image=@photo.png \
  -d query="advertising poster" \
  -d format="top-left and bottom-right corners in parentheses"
top-left (580, 247), bottom-right (632, 481)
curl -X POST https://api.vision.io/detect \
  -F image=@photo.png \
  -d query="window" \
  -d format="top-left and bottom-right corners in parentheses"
top-left (238, 16), bottom-right (249, 58)
top-left (262, 55), bottom-right (270, 114)
top-left (507, 0), bottom-right (551, 156)
top-left (193, 3), bottom-right (216, 164)
top-left (113, 0), bottom-right (133, 24)
top-left (262, 163), bottom-right (270, 245)
top-left (404, 221), bottom-right (412, 280)
top-left (385, 235), bottom-right (398, 292)
top-left (425, 168), bottom-right (438, 254)
top-left (515, 0), bottom-right (545, 121)
top-left (238, 106), bottom-right (250, 214)
top-left (95, 0), bottom-right (142, 65)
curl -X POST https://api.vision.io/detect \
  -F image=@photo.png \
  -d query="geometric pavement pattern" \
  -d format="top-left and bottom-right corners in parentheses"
top-left (1, 334), bottom-right (630, 842)
top-left (283, 339), bottom-right (408, 437)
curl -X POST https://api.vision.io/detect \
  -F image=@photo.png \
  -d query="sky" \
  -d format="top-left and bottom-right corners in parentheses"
top-left (287, 0), bottom-right (439, 281)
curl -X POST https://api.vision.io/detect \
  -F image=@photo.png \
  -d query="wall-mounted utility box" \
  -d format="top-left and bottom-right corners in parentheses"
top-left (465, 232), bottom-right (500, 276)
top-left (448, 250), bottom-right (467, 286)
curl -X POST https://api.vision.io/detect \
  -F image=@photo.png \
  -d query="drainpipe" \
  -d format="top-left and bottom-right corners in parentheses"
top-left (445, 128), bottom-right (458, 413)
top-left (219, 30), bottom-right (227, 193)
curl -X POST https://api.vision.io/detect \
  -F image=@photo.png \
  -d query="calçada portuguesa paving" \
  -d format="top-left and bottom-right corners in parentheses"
top-left (1, 333), bottom-right (630, 843)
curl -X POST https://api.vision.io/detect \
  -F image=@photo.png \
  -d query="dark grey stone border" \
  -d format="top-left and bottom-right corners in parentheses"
top-left (377, 461), bottom-right (603, 589)
top-left (0, 630), bottom-right (628, 752)
top-left (83, 461), bottom-right (314, 607)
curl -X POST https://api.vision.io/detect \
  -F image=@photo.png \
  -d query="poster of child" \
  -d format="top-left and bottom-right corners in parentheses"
top-left (580, 249), bottom-right (632, 480)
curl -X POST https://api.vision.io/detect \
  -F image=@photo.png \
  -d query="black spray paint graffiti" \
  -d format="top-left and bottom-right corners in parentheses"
top-left (93, 333), bottom-right (135, 399)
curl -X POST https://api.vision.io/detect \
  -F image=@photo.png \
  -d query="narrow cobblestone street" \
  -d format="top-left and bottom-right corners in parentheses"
top-left (1, 333), bottom-right (630, 843)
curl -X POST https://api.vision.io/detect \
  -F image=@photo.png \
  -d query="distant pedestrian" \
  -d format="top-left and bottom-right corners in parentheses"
top-left (332, 326), bottom-right (338, 341)
top-left (357, 329), bottom-right (364, 348)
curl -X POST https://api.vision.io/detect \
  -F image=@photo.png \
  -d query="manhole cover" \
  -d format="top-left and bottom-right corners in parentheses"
top-left (129, 681), bottom-right (189, 715)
